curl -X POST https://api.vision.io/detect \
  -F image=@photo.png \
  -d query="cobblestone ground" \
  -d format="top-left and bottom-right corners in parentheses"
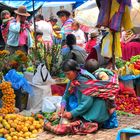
top-left (32, 115), bottom-right (140, 140)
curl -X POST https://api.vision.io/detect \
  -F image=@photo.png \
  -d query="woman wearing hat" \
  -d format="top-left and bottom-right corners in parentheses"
top-left (6, 5), bottom-right (32, 54)
top-left (85, 30), bottom-right (100, 53)
top-left (56, 9), bottom-right (73, 46)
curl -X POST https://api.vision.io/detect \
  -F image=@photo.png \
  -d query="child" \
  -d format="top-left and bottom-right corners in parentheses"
top-left (1, 10), bottom-right (14, 43)
top-left (49, 17), bottom-right (62, 44)
top-left (84, 59), bottom-right (116, 114)
top-left (71, 21), bottom-right (86, 48)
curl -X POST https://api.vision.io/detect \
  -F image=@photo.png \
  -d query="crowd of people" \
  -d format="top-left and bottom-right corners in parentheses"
top-left (0, 5), bottom-right (111, 66)
top-left (0, 5), bottom-right (120, 132)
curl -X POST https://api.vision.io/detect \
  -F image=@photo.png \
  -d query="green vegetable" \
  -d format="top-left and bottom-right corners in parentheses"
top-left (115, 58), bottom-right (126, 68)
top-left (130, 55), bottom-right (140, 63)
top-left (116, 110), bottom-right (134, 117)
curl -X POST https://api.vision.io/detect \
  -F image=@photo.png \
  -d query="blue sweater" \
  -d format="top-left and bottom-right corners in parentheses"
top-left (7, 21), bottom-right (32, 48)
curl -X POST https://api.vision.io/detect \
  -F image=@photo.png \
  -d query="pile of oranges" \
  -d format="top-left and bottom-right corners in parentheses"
top-left (0, 81), bottom-right (15, 114)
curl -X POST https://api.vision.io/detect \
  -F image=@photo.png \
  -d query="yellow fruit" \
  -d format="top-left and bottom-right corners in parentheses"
top-left (28, 117), bottom-right (34, 122)
top-left (4, 133), bottom-right (9, 138)
top-left (3, 129), bottom-right (9, 135)
top-left (0, 116), bottom-right (3, 121)
top-left (7, 136), bottom-right (12, 140)
top-left (24, 132), bottom-right (30, 138)
top-left (32, 129), bottom-right (38, 134)
top-left (38, 128), bottom-right (43, 133)
top-left (0, 133), bottom-right (3, 137)
top-left (12, 136), bottom-right (18, 140)
top-left (30, 134), bottom-right (37, 138)
top-left (10, 123), bottom-right (17, 129)
top-left (5, 123), bottom-right (10, 130)
top-left (0, 123), bottom-right (3, 129)
top-left (22, 126), bottom-right (28, 132)
top-left (16, 125), bottom-right (22, 132)
top-left (10, 131), bottom-right (18, 137)
top-left (18, 137), bottom-right (24, 140)
top-left (0, 128), bottom-right (4, 133)
top-left (29, 125), bottom-right (35, 131)
top-left (9, 128), bottom-right (15, 132)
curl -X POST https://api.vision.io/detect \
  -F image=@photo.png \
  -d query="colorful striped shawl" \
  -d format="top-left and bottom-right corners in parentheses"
top-left (76, 73), bottom-right (119, 100)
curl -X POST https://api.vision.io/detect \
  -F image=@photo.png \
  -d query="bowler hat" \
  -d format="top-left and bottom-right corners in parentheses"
top-left (14, 5), bottom-right (30, 17)
top-left (57, 10), bottom-right (71, 17)
top-left (90, 30), bottom-right (100, 38)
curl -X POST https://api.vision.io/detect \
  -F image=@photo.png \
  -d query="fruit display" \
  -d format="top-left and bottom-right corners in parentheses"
top-left (0, 81), bottom-right (15, 114)
top-left (32, 112), bottom-right (60, 126)
top-left (0, 114), bottom-right (44, 140)
top-left (116, 55), bottom-right (140, 76)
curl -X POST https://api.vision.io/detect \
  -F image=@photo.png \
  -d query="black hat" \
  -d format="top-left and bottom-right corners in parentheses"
top-left (57, 10), bottom-right (71, 17)
top-left (48, 16), bottom-right (58, 22)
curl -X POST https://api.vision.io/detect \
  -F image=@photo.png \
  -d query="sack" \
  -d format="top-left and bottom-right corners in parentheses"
top-left (32, 63), bottom-right (54, 85)
top-left (42, 96), bottom-right (62, 113)
top-left (44, 119), bottom-right (98, 135)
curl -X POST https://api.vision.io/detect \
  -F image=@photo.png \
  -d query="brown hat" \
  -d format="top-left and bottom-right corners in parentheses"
top-left (14, 5), bottom-right (30, 17)
top-left (57, 10), bottom-right (71, 17)
top-left (90, 30), bottom-right (99, 38)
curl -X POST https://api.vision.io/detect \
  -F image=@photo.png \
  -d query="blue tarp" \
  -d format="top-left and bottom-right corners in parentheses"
top-left (119, 74), bottom-right (140, 81)
top-left (0, 1), bottom-right (43, 11)
top-left (0, 0), bottom-right (87, 11)
top-left (116, 128), bottom-right (140, 140)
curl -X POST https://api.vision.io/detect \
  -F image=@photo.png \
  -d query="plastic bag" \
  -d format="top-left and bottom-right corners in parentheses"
top-left (32, 63), bottom-right (54, 85)
top-left (4, 69), bottom-right (34, 96)
top-left (42, 96), bottom-right (62, 113)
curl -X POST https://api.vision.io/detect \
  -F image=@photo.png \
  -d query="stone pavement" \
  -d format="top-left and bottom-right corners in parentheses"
top-left (32, 115), bottom-right (140, 140)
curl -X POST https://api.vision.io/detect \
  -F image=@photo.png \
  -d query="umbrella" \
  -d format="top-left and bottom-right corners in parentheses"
top-left (131, 0), bottom-right (140, 27)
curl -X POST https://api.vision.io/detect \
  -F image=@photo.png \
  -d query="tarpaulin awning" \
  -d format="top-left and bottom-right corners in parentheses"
top-left (0, 0), bottom-right (87, 11)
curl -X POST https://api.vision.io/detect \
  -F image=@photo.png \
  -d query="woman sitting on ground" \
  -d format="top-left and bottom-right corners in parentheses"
top-left (61, 34), bottom-right (87, 65)
top-left (59, 59), bottom-right (110, 124)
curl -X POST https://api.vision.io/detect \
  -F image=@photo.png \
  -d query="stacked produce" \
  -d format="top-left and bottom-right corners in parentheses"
top-left (115, 84), bottom-right (140, 115)
top-left (0, 114), bottom-right (44, 140)
top-left (0, 81), bottom-right (15, 114)
top-left (116, 55), bottom-right (140, 76)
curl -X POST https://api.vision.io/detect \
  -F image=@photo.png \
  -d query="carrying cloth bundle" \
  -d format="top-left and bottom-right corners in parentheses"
top-left (44, 119), bottom-right (98, 135)
top-left (74, 71), bottom-right (119, 100)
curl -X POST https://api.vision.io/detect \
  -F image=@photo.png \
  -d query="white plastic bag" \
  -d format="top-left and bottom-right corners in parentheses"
top-left (42, 96), bottom-right (62, 113)
top-left (32, 63), bottom-right (54, 85)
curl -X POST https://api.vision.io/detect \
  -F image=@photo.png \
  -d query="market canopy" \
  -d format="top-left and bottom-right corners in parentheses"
top-left (74, 0), bottom-right (99, 27)
top-left (0, 0), bottom-right (87, 11)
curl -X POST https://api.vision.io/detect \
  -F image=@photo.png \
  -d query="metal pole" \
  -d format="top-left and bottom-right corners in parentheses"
top-left (112, 31), bottom-right (115, 70)
top-left (32, 0), bottom-right (37, 60)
